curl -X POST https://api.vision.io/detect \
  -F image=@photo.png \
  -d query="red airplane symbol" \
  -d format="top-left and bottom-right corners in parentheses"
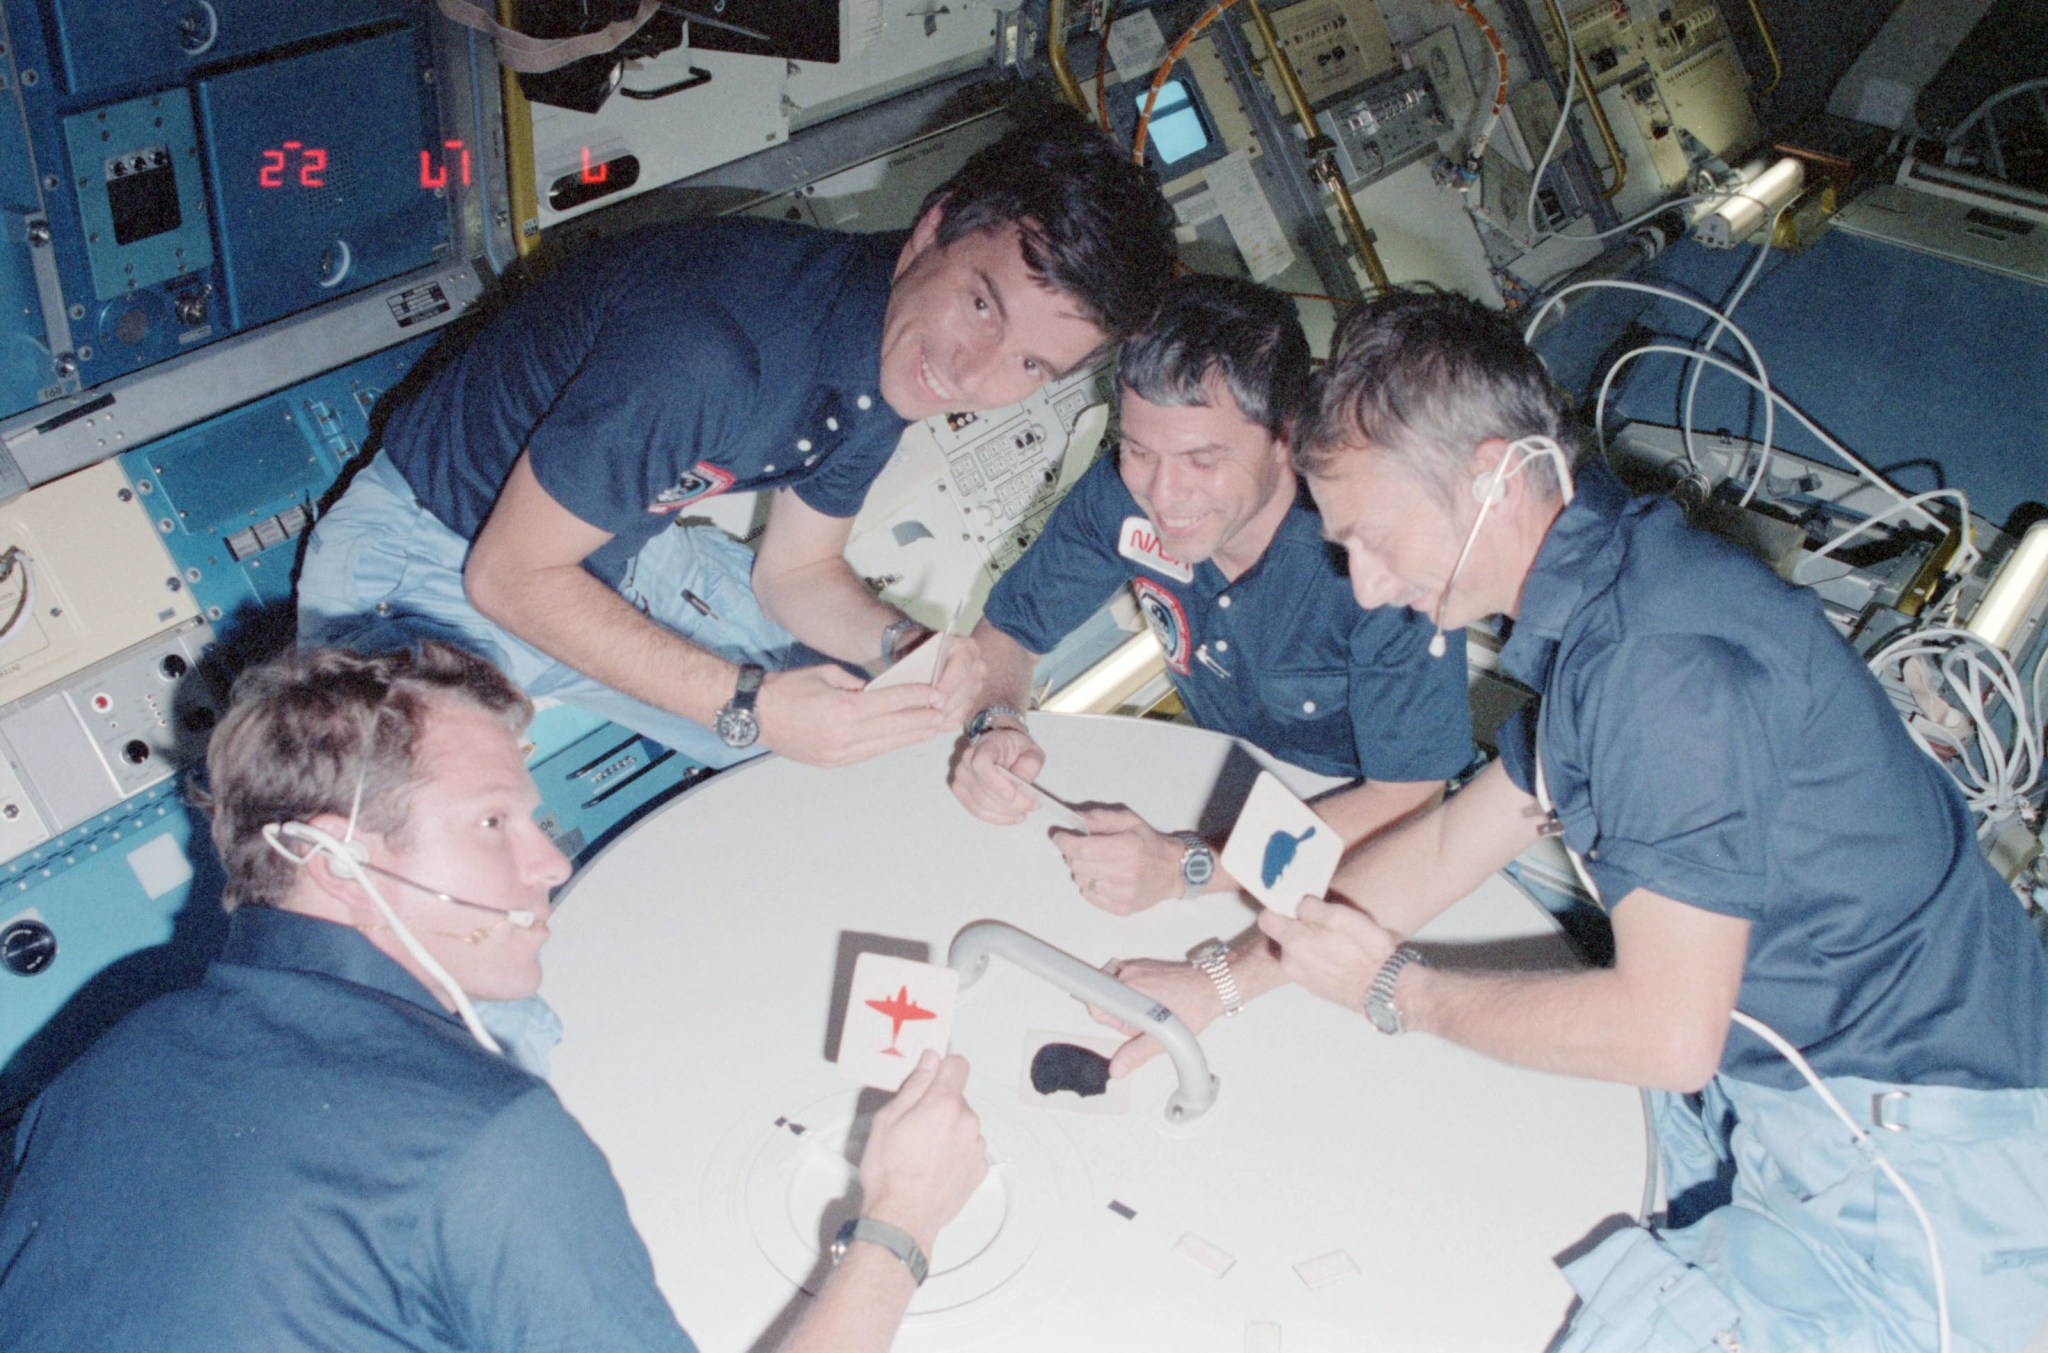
top-left (865, 985), bottom-right (936, 1056)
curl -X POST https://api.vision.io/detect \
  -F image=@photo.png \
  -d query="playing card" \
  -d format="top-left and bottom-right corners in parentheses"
top-left (1220, 771), bottom-right (1343, 918)
top-left (996, 765), bottom-right (1087, 831)
top-left (866, 626), bottom-right (950, 691)
top-left (834, 953), bottom-right (959, 1090)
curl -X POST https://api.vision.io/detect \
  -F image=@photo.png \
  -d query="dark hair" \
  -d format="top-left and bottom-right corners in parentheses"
top-left (922, 93), bottom-right (1175, 346)
top-left (1117, 274), bottom-right (1309, 439)
top-left (196, 643), bottom-right (532, 912)
top-left (1298, 286), bottom-right (1576, 501)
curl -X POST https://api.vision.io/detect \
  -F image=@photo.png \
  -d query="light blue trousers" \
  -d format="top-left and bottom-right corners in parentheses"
top-left (297, 452), bottom-right (827, 1078)
top-left (296, 451), bottom-right (808, 771)
top-left (1557, 1072), bottom-right (2048, 1353)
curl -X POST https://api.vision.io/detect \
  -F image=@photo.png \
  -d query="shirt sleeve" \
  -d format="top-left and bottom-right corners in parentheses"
top-left (981, 454), bottom-right (1133, 654)
top-left (433, 1088), bottom-right (699, 1353)
top-left (1558, 632), bottom-right (1782, 919)
top-left (1343, 606), bottom-right (1476, 783)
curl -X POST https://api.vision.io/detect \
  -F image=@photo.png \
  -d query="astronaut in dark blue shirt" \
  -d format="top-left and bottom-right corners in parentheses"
top-left (1140, 288), bottom-right (2048, 1351)
top-left (298, 101), bottom-right (1173, 771)
top-left (951, 276), bottom-right (1471, 916)
top-left (0, 644), bottom-right (990, 1353)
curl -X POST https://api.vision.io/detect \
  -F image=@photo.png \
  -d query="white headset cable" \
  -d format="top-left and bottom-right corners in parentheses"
top-left (1531, 746), bottom-right (1950, 1351)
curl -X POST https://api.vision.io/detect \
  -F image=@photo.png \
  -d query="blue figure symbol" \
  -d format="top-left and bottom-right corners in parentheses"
top-left (1260, 826), bottom-right (1317, 888)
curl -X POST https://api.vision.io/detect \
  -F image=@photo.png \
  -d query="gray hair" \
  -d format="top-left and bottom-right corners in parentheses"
top-left (195, 642), bottom-right (532, 912)
top-left (1297, 287), bottom-right (1576, 503)
top-left (1117, 274), bottom-right (1310, 439)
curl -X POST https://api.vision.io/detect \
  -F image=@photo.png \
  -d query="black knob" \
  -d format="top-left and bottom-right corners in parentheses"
top-left (1, 919), bottom-right (57, 976)
top-left (122, 739), bottom-right (151, 765)
top-left (159, 653), bottom-right (188, 680)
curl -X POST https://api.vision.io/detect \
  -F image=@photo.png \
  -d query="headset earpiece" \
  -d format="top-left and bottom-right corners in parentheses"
top-left (270, 820), bottom-right (369, 868)
top-left (1472, 464), bottom-right (1509, 506)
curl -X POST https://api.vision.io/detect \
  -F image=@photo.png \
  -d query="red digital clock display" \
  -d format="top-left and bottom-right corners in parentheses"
top-left (419, 139), bottom-right (473, 190)
top-left (258, 141), bottom-right (327, 189)
top-left (257, 139), bottom-right (617, 196)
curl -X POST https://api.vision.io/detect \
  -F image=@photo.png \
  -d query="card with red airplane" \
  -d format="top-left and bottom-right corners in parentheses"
top-left (835, 952), bottom-right (959, 1090)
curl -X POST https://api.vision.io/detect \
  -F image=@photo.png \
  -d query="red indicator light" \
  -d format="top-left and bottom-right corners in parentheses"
top-left (258, 142), bottom-right (331, 189)
top-left (420, 139), bottom-right (472, 190)
top-left (579, 145), bottom-right (608, 184)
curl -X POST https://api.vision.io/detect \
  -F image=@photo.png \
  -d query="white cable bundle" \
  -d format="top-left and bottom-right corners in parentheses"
top-left (1866, 624), bottom-right (2044, 838)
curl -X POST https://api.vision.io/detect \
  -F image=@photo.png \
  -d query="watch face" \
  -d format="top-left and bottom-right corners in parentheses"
top-left (1365, 999), bottom-right (1401, 1035)
top-left (716, 707), bottom-right (760, 748)
top-left (1184, 849), bottom-right (1215, 887)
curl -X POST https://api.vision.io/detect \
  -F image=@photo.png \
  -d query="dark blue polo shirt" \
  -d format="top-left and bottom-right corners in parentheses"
top-left (1496, 462), bottom-right (2048, 1091)
top-left (985, 454), bottom-right (1473, 782)
top-left (383, 219), bottom-right (908, 584)
top-left (0, 907), bottom-right (696, 1353)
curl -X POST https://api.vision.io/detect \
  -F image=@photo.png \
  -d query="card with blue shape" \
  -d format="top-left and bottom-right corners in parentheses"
top-left (1220, 771), bottom-right (1342, 918)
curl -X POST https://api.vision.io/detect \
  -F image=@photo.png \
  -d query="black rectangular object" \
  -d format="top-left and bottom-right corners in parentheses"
top-left (680, 0), bottom-right (838, 63)
top-left (107, 162), bottom-right (183, 247)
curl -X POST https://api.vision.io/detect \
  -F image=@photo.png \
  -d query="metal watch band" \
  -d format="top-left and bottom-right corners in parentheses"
top-left (1175, 831), bottom-right (1215, 900)
top-left (831, 1216), bottom-right (929, 1286)
top-left (1364, 945), bottom-right (1426, 1035)
top-left (1189, 939), bottom-right (1243, 1018)
top-left (880, 616), bottom-right (927, 666)
top-left (965, 704), bottom-right (1027, 743)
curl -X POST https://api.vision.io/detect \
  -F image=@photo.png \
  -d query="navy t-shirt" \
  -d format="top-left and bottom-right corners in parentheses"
top-left (985, 454), bottom-right (1473, 782)
top-left (0, 908), bottom-right (697, 1352)
top-left (1496, 462), bottom-right (2048, 1091)
top-left (383, 219), bottom-right (909, 583)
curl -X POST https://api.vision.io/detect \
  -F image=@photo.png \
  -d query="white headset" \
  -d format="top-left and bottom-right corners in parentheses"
top-left (262, 818), bottom-right (516, 1056)
top-left (1428, 435), bottom-right (1578, 658)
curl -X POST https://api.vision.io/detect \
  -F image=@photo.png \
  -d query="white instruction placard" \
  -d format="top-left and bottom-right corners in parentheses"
top-left (1204, 150), bottom-right (1297, 282)
top-left (1106, 8), bottom-right (1168, 87)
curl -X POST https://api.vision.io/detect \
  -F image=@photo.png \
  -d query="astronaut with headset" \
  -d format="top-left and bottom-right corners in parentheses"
top-left (0, 642), bottom-right (988, 1353)
top-left (1098, 288), bottom-right (2048, 1352)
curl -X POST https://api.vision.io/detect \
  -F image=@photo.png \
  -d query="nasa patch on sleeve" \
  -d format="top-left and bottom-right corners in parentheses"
top-left (1117, 516), bottom-right (1194, 582)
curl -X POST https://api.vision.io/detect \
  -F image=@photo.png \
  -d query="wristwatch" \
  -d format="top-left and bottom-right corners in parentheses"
top-left (830, 1216), bottom-right (929, 1286)
top-left (1188, 938), bottom-right (1243, 1018)
top-left (1174, 831), bottom-right (1216, 899)
top-left (965, 704), bottom-right (1027, 743)
top-left (880, 616), bottom-right (930, 666)
top-left (1363, 945), bottom-right (1427, 1035)
top-left (714, 663), bottom-right (765, 749)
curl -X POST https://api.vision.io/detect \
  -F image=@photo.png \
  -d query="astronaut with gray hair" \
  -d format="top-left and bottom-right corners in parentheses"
top-left (1111, 285), bottom-right (2048, 1351)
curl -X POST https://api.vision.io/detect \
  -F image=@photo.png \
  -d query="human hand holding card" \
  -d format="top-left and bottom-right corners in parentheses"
top-left (996, 765), bottom-right (1087, 832)
top-left (835, 953), bottom-right (960, 1091)
top-left (1221, 771), bottom-right (1342, 919)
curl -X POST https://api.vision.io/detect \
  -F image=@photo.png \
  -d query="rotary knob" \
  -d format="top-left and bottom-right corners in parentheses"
top-left (1, 918), bottom-right (57, 976)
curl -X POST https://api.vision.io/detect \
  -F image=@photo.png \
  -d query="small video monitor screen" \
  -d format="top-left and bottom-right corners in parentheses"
top-left (1140, 79), bottom-right (1210, 166)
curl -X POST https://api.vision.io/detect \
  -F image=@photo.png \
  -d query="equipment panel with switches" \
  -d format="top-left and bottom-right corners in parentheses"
top-left (1318, 67), bottom-right (1450, 191)
top-left (0, 618), bottom-right (219, 834)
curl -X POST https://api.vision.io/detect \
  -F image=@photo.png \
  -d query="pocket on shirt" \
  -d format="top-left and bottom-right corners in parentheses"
top-left (1253, 668), bottom-right (1350, 727)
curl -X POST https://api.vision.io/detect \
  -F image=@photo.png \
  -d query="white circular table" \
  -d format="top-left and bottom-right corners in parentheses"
top-left (545, 713), bottom-right (1644, 1352)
